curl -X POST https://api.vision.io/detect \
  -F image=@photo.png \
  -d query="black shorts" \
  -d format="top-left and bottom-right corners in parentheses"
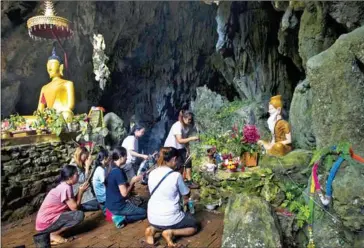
top-left (177, 148), bottom-right (192, 170)
top-left (151, 213), bottom-right (198, 231)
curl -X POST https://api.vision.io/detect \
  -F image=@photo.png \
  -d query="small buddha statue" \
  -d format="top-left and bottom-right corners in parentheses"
top-left (35, 47), bottom-right (75, 122)
top-left (258, 95), bottom-right (292, 156)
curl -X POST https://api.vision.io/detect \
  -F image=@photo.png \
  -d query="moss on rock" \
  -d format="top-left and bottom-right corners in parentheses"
top-left (307, 26), bottom-right (364, 155)
top-left (222, 194), bottom-right (283, 248)
top-left (259, 149), bottom-right (312, 185)
top-left (298, 2), bottom-right (338, 68)
top-left (289, 79), bottom-right (316, 150)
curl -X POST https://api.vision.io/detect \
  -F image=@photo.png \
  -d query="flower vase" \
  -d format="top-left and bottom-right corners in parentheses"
top-left (241, 152), bottom-right (258, 167)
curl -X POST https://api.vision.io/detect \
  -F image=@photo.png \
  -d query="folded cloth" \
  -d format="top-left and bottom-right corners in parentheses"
top-left (105, 209), bottom-right (125, 228)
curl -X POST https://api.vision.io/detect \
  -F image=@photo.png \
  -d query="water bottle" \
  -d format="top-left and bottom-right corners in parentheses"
top-left (188, 198), bottom-right (195, 214)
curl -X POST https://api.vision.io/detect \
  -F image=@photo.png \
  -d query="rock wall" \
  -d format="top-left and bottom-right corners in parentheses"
top-left (212, 1), bottom-right (298, 107)
top-left (1, 142), bottom-right (75, 221)
top-left (222, 194), bottom-right (283, 248)
top-left (2, 1), bottom-right (364, 152)
top-left (307, 27), bottom-right (364, 154)
top-left (1, 1), bottom-right (218, 153)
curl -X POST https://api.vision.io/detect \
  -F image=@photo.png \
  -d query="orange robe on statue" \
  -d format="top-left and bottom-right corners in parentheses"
top-left (263, 120), bottom-right (292, 156)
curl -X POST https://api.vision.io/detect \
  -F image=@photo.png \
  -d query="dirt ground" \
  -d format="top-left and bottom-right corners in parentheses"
top-left (1, 186), bottom-right (224, 248)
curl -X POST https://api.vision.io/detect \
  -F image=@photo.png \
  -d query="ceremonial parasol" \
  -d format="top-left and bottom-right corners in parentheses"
top-left (27, 0), bottom-right (73, 69)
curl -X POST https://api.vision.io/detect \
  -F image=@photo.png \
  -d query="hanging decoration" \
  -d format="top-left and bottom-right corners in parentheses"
top-left (27, 0), bottom-right (73, 70)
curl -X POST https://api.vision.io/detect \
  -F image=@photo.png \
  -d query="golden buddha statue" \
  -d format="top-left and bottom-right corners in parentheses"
top-left (26, 48), bottom-right (75, 123)
top-left (258, 95), bottom-right (292, 156)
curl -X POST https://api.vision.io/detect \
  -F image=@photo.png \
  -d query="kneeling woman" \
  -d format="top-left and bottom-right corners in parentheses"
top-left (105, 147), bottom-right (147, 224)
top-left (145, 147), bottom-right (198, 247)
top-left (35, 165), bottom-right (89, 245)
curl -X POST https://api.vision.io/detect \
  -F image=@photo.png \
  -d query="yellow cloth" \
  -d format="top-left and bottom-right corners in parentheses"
top-left (269, 95), bottom-right (283, 109)
top-left (263, 120), bottom-right (292, 156)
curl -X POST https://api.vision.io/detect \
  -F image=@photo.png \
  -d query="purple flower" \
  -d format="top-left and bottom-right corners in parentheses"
top-left (243, 125), bottom-right (260, 144)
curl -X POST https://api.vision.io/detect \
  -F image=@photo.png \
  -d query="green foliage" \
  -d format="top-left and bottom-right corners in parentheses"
top-left (215, 100), bottom-right (249, 120)
top-left (240, 142), bottom-right (261, 154)
top-left (76, 120), bottom-right (109, 142)
top-left (280, 182), bottom-right (310, 228)
top-left (192, 170), bottom-right (202, 183)
top-left (9, 114), bottom-right (26, 131)
top-left (309, 142), bottom-right (351, 166)
top-left (33, 108), bottom-right (67, 136)
top-left (72, 113), bottom-right (87, 123)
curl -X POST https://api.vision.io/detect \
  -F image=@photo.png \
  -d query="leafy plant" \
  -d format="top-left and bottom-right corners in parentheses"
top-left (8, 114), bottom-right (27, 131)
top-left (32, 108), bottom-right (67, 136)
top-left (76, 117), bottom-right (109, 142)
top-left (280, 182), bottom-right (310, 228)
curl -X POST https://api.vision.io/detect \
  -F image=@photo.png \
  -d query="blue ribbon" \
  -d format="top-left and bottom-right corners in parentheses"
top-left (326, 156), bottom-right (344, 197)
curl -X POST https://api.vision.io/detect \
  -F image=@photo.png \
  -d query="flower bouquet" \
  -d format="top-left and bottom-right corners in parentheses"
top-left (240, 124), bottom-right (261, 167)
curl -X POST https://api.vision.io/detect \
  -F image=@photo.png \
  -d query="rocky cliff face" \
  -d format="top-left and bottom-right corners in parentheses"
top-left (2, 1), bottom-right (364, 151)
top-left (1, 1), bottom-right (218, 151)
top-left (212, 1), bottom-right (300, 107)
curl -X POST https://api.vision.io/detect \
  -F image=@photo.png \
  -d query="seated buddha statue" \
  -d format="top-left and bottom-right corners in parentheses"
top-left (258, 95), bottom-right (292, 156)
top-left (26, 47), bottom-right (75, 123)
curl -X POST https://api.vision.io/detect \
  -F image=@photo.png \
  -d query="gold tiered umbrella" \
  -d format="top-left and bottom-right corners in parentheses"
top-left (27, 0), bottom-right (73, 69)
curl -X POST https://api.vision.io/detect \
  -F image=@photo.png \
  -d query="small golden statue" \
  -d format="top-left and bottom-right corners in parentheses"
top-left (38, 47), bottom-right (75, 122)
top-left (258, 95), bottom-right (292, 156)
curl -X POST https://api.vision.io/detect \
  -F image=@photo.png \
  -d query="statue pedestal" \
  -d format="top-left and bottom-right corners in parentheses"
top-left (1, 132), bottom-right (78, 148)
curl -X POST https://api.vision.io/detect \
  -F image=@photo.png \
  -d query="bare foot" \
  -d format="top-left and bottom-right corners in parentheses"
top-left (50, 233), bottom-right (67, 244)
top-left (162, 230), bottom-right (175, 247)
top-left (145, 226), bottom-right (156, 245)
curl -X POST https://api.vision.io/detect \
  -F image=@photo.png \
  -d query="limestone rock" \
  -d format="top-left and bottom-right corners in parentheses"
top-left (326, 2), bottom-right (364, 31)
top-left (289, 79), bottom-right (316, 150)
top-left (1, 81), bottom-right (21, 118)
top-left (103, 112), bottom-right (127, 148)
top-left (354, 233), bottom-right (364, 248)
top-left (213, 1), bottom-right (295, 105)
top-left (259, 149), bottom-right (312, 185)
top-left (307, 26), bottom-right (364, 155)
top-left (331, 161), bottom-right (364, 231)
top-left (310, 211), bottom-right (354, 248)
top-left (298, 2), bottom-right (338, 69)
top-left (222, 194), bottom-right (283, 248)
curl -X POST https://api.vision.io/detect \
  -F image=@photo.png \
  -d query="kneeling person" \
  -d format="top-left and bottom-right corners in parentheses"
top-left (35, 165), bottom-right (88, 245)
top-left (145, 147), bottom-right (198, 247)
top-left (105, 147), bottom-right (147, 224)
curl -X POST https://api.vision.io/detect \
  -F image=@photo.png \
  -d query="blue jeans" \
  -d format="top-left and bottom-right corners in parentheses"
top-left (110, 202), bottom-right (146, 223)
top-left (81, 199), bottom-right (100, 212)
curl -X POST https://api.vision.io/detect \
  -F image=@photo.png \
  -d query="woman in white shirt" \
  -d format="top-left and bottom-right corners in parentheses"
top-left (121, 124), bottom-right (149, 181)
top-left (164, 110), bottom-right (199, 188)
top-left (145, 147), bottom-right (198, 247)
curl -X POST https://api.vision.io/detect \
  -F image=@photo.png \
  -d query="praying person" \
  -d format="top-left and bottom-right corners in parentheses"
top-left (105, 147), bottom-right (147, 224)
top-left (70, 147), bottom-right (100, 211)
top-left (35, 165), bottom-right (88, 245)
top-left (92, 149), bottom-right (110, 213)
top-left (145, 147), bottom-right (198, 247)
